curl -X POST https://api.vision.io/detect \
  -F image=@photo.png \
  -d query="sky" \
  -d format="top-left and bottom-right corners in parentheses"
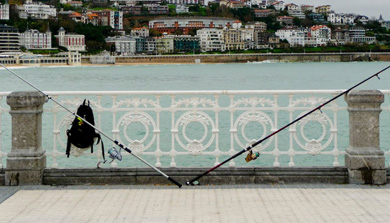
top-left (283, 0), bottom-right (390, 20)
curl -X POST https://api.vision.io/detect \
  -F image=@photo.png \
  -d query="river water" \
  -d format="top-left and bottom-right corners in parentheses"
top-left (1, 61), bottom-right (390, 168)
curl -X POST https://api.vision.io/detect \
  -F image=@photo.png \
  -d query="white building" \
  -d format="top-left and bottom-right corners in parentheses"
top-left (131, 27), bottom-right (149, 37)
top-left (327, 13), bottom-right (356, 25)
top-left (176, 5), bottom-right (189, 13)
top-left (285, 3), bottom-right (299, 11)
top-left (18, 0), bottom-right (56, 19)
top-left (19, 28), bottom-right (52, 49)
top-left (271, 1), bottom-right (284, 11)
top-left (0, 1), bottom-right (9, 20)
top-left (55, 27), bottom-right (86, 52)
top-left (349, 27), bottom-right (376, 44)
top-left (166, 0), bottom-right (198, 4)
top-left (310, 25), bottom-right (331, 45)
top-left (275, 27), bottom-right (305, 46)
top-left (196, 28), bottom-right (225, 52)
top-left (106, 36), bottom-right (136, 55)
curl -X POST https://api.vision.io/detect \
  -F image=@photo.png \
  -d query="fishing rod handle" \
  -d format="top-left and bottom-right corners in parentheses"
top-left (168, 177), bottom-right (182, 188)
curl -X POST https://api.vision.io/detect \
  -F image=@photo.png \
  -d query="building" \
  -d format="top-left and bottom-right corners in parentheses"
top-left (277, 16), bottom-right (294, 27)
top-left (307, 13), bottom-right (325, 23)
top-left (271, 1), bottom-right (284, 11)
top-left (55, 27), bottom-right (86, 51)
top-left (310, 25), bottom-right (331, 45)
top-left (95, 10), bottom-right (123, 30)
top-left (332, 27), bottom-right (351, 45)
top-left (245, 21), bottom-right (267, 32)
top-left (288, 11), bottom-right (305, 19)
top-left (18, 0), bottom-right (56, 19)
top-left (174, 36), bottom-right (200, 53)
top-left (131, 27), bottom-right (149, 37)
top-left (0, 24), bottom-right (19, 53)
top-left (268, 34), bottom-right (280, 48)
top-left (254, 9), bottom-right (275, 18)
top-left (105, 35), bottom-right (136, 55)
top-left (300, 5), bottom-right (313, 12)
top-left (0, 1), bottom-right (9, 20)
top-left (69, 12), bottom-right (82, 23)
top-left (156, 36), bottom-right (174, 54)
top-left (166, 0), bottom-right (198, 4)
top-left (120, 5), bottom-right (142, 15)
top-left (145, 37), bottom-right (156, 54)
top-left (223, 28), bottom-right (252, 51)
top-left (82, 12), bottom-right (99, 26)
top-left (176, 5), bottom-right (189, 14)
top-left (147, 5), bottom-right (169, 14)
top-left (197, 28), bottom-right (225, 52)
top-left (349, 27), bottom-right (376, 44)
top-left (285, 3), bottom-right (298, 11)
top-left (149, 17), bottom-right (237, 34)
top-left (315, 5), bottom-right (331, 15)
top-left (328, 13), bottom-right (356, 25)
top-left (68, 1), bottom-right (83, 7)
top-left (19, 28), bottom-right (52, 49)
top-left (275, 27), bottom-right (305, 46)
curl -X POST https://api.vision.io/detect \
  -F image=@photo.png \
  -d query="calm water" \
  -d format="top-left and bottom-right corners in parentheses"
top-left (1, 62), bottom-right (390, 168)
top-left (1, 62), bottom-right (390, 91)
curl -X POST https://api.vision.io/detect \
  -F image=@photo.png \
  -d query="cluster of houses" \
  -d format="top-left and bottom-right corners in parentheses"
top-left (0, 0), bottom-right (388, 55)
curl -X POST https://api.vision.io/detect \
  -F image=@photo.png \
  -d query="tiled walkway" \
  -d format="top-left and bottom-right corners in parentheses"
top-left (1, 184), bottom-right (390, 223)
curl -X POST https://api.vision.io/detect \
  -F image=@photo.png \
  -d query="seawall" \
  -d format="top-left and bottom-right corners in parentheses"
top-left (82, 52), bottom-right (390, 65)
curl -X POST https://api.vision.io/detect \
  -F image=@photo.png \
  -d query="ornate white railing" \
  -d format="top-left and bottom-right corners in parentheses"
top-left (1, 90), bottom-right (390, 168)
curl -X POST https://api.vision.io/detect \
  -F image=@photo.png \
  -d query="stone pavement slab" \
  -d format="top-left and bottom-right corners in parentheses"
top-left (1, 184), bottom-right (390, 223)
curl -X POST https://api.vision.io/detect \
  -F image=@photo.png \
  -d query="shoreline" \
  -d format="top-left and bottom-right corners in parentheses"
top-left (2, 52), bottom-right (390, 68)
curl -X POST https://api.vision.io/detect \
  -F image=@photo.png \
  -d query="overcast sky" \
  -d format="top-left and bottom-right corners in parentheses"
top-left (283, 0), bottom-right (389, 19)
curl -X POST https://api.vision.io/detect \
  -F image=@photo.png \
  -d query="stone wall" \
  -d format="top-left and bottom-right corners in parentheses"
top-left (82, 53), bottom-right (390, 65)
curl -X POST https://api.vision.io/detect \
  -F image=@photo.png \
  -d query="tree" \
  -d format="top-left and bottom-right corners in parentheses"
top-left (293, 17), bottom-right (302, 27)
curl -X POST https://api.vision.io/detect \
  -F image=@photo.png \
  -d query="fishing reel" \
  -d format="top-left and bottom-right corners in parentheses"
top-left (245, 150), bottom-right (260, 163)
top-left (97, 147), bottom-right (122, 168)
top-left (108, 147), bottom-right (122, 162)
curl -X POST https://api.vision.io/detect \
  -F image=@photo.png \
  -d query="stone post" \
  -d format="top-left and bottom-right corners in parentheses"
top-left (344, 90), bottom-right (386, 185)
top-left (5, 92), bottom-right (46, 185)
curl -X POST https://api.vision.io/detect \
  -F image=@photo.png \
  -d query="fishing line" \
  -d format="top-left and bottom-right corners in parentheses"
top-left (1, 64), bottom-right (182, 188)
top-left (186, 65), bottom-right (390, 186)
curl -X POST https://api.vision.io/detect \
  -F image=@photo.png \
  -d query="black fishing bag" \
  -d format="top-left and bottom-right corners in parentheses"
top-left (66, 99), bottom-right (105, 160)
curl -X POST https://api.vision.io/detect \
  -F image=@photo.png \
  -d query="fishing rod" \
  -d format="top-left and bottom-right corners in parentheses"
top-left (186, 65), bottom-right (390, 186)
top-left (1, 64), bottom-right (182, 188)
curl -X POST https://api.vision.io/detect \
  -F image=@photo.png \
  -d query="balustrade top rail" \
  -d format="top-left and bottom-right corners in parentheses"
top-left (1, 90), bottom-right (390, 169)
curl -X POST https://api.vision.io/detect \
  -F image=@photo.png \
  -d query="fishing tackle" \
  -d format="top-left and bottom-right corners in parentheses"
top-left (97, 147), bottom-right (123, 168)
top-left (1, 64), bottom-right (182, 188)
top-left (186, 65), bottom-right (390, 186)
top-left (245, 150), bottom-right (260, 163)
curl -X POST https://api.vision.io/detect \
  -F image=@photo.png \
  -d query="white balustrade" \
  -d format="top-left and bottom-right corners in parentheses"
top-left (1, 90), bottom-right (390, 168)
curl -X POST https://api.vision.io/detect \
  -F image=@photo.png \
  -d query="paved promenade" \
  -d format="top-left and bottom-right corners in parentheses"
top-left (1, 184), bottom-right (390, 223)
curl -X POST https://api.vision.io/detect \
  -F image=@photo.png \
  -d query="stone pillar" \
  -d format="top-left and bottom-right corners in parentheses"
top-left (5, 92), bottom-right (46, 185)
top-left (344, 90), bottom-right (386, 185)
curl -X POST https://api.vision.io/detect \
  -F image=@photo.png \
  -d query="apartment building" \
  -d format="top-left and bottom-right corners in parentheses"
top-left (106, 35), bottom-right (136, 55)
top-left (55, 27), bottom-right (86, 51)
top-left (19, 28), bottom-right (52, 49)
top-left (0, 24), bottom-right (19, 52)
top-left (0, 1), bottom-right (9, 20)
top-left (197, 28), bottom-right (225, 52)
top-left (149, 17), bottom-right (236, 34)
top-left (18, 0), bottom-right (56, 19)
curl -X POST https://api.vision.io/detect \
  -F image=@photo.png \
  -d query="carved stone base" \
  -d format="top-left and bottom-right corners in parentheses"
top-left (345, 148), bottom-right (385, 185)
top-left (5, 155), bottom-right (46, 185)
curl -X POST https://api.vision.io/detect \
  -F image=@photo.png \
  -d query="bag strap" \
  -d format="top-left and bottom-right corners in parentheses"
top-left (94, 134), bottom-right (106, 162)
top-left (66, 130), bottom-right (71, 158)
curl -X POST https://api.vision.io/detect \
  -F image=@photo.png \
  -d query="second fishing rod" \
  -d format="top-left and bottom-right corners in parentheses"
top-left (186, 65), bottom-right (390, 186)
top-left (1, 64), bottom-right (182, 188)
